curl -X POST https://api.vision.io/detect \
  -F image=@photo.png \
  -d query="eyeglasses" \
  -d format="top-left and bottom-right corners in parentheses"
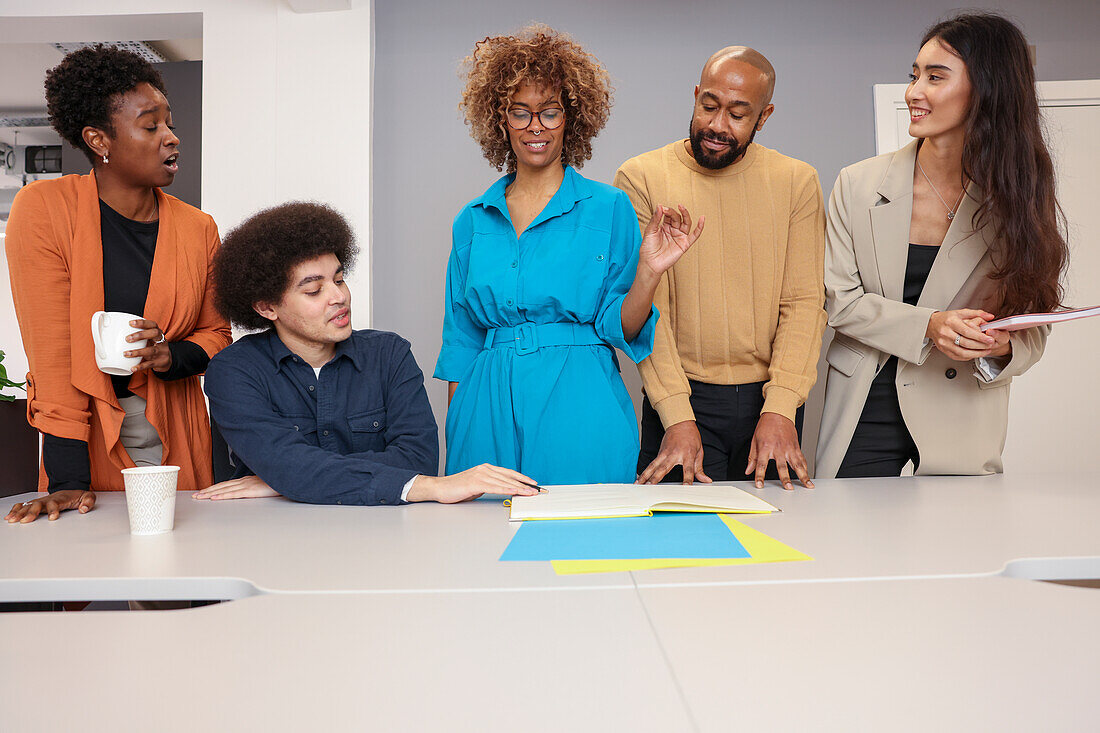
top-left (505, 106), bottom-right (565, 130)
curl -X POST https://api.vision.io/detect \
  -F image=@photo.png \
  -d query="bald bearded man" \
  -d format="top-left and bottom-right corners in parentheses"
top-left (615, 47), bottom-right (826, 490)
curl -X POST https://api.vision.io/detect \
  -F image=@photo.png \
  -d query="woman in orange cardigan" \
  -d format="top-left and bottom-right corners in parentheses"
top-left (5, 46), bottom-right (230, 523)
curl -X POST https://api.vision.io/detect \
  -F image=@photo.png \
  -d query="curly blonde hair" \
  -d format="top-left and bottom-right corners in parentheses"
top-left (459, 24), bottom-right (612, 172)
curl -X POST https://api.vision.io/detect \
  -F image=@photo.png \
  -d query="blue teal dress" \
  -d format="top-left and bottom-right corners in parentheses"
top-left (434, 166), bottom-right (658, 484)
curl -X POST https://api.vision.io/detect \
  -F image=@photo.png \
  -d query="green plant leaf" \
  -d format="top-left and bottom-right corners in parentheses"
top-left (0, 349), bottom-right (26, 394)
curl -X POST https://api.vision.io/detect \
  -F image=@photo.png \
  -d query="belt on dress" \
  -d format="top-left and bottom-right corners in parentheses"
top-left (483, 322), bottom-right (604, 356)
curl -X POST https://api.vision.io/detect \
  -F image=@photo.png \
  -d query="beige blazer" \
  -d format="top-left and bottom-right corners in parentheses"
top-left (815, 141), bottom-right (1047, 478)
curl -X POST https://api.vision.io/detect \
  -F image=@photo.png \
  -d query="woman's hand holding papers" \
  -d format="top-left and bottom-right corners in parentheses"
top-left (983, 326), bottom-right (1012, 358)
top-left (927, 309), bottom-right (998, 360)
top-left (408, 464), bottom-right (540, 504)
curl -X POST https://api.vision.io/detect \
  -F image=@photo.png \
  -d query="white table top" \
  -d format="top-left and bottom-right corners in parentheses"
top-left (632, 472), bottom-right (1100, 586)
top-left (2, 472), bottom-right (1097, 601)
top-left (0, 492), bottom-right (628, 600)
top-left (2, 576), bottom-right (1095, 732)
top-left (0, 588), bottom-right (693, 732)
top-left (639, 575), bottom-right (1100, 732)
top-left (2, 474), bottom-right (1097, 731)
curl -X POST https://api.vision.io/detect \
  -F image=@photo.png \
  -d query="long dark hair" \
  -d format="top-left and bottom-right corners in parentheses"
top-left (922, 13), bottom-right (1068, 315)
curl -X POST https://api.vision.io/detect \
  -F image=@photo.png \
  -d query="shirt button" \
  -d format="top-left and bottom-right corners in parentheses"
top-left (511, 261), bottom-right (518, 268)
top-left (293, 425), bottom-right (299, 431)
top-left (379, 498), bottom-right (387, 504)
top-left (506, 299), bottom-right (514, 306)
top-left (323, 430), bottom-right (330, 436)
top-left (596, 254), bottom-right (605, 261)
top-left (308, 385), bottom-right (315, 392)
top-left (292, 356), bottom-right (299, 363)
top-left (373, 421), bottom-right (380, 428)
top-left (337, 500), bottom-right (342, 505)
top-left (945, 368), bottom-right (958, 379)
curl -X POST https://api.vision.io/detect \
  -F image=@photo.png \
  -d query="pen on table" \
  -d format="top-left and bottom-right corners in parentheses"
top-left (522, 481), bottom-right (547, 493)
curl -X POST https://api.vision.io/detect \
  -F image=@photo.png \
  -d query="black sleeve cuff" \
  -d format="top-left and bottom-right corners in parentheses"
top-left (43, 434), bottom-right (91, 493)
top-left (155, 340), bottom-right (212, 381)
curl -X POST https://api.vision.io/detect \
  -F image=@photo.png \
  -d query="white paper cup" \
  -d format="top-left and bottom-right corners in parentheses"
top-left (91, 311), bottom-right (147, 376)
top-left (121, 466), bottom-right (180, 535)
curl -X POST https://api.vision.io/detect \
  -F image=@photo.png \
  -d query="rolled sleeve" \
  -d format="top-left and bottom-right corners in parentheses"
top-left (975, 325), bottom-right (1048, 388)
top-left (5, 186), bottom-right (92, 442)
top-left (434, 209), bottom-right (486, 382)
top-left (594, 191), bottom-right (658, 363)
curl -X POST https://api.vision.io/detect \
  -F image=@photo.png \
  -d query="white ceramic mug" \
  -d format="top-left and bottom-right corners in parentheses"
top-left (91, 311), bottom-right (147, 376)
top-left (121, 466), bottom-right (180, 535)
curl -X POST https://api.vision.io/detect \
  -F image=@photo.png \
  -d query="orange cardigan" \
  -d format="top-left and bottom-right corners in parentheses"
top-left (5, 173), bottom-right (231, 492)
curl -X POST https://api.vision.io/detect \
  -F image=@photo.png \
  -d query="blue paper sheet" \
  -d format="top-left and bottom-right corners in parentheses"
top-left (499, 512), bottom-right (749, 561)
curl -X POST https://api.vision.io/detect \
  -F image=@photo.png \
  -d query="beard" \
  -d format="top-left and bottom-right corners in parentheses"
top-left (688, 115), bottom-right (758, 170)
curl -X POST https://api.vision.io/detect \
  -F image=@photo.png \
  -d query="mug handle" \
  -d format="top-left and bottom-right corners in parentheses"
top-left (91, 311), bottom-right (108, 361)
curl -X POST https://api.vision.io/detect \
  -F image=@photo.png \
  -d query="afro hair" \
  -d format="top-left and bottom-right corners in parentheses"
top-left (213, 202), bottom-right (360, 331)
top-left (45, 44), bottom-right (167, 165)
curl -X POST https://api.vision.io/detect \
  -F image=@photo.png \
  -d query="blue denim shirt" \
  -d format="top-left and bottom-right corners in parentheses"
top-left (204, 328), bottom-right (438, 505)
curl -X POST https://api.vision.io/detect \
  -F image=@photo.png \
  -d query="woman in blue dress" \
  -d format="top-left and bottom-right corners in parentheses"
top-left (435, 25), bottom-right (703, 484)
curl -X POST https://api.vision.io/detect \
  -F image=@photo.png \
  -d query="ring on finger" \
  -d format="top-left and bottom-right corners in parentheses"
top-left (954, 334), bottom-right (962, 346)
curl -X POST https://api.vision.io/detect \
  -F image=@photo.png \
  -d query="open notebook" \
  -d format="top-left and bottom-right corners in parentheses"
top-left (508, 483), bottom-right (779, 521)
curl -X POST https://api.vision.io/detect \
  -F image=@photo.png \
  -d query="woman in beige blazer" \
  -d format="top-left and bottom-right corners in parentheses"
top-left (816, 13), bottom-right (1068, 478)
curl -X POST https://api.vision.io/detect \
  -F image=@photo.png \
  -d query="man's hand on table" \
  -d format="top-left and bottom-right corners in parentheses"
top-left (408, 464), bottom-right (540, 504)
top-left (193, 475), bottom-right (282, 501)
top-left (6, 490), bottom-right (96, 523)
top-left (746, 412), bottom-right (814, 491)
top-left (637, 420), bottom-right (712, 485)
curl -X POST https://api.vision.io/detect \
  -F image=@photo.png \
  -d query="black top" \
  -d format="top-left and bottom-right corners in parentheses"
top-left (43, 200), bottom-right (212, 493)
top-left (870, 243), bottom-right (940, 388)
top-left (900, 244), bottom-right (939, 307)
top-left (100, 199), bottom-right (158, 398)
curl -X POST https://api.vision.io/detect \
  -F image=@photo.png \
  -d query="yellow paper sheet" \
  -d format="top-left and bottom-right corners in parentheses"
top-left (550, 516), bottom-right (811, 575)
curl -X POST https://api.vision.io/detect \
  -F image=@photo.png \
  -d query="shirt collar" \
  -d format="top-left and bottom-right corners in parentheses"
top-left (332, 333), bottom-right (363, 371)
top-left (265, 329), bottom-right (362, 373)
top-left (471, 165), bottom-right (593, 226)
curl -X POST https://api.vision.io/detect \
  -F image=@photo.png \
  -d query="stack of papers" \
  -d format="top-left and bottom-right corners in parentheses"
top-left (980, 305), bottom-right (1100, 332)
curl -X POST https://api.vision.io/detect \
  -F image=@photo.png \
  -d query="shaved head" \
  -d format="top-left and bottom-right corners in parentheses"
top-left (702, 46), bottom-right (775, 105)
top-left (687, 45), bottom-right (777, 169)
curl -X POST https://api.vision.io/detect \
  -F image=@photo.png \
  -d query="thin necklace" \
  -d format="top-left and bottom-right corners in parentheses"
top-left (916, 158), bottom-right (966, 221)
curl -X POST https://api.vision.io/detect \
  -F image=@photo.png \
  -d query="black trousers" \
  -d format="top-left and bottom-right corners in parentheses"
top-left (836, 358), bottom-right (920, 478)
top-left (638, 380), bottom-right (805, 482)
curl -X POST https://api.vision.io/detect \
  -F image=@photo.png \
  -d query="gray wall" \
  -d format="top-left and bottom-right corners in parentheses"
top-left (372, 0), bottom-right (1100, 469)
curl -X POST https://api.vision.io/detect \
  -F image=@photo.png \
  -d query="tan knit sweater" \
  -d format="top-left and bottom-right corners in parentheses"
top-left (613, 140), bottom-right (826, 427)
